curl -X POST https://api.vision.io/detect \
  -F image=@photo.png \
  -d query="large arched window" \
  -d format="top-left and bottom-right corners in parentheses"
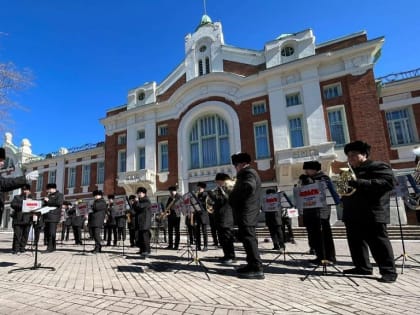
top-left (189, 114), bottom-right (230, 169)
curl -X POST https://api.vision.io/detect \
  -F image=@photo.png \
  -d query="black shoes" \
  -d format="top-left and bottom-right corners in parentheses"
top-left (219, 257), bottom-right (235, 265)
top-left (202, 246), bottom-right (208, 252)
top-left (378, 274), bottom-right (397, 283)
top-left (343, 268), bottom-right (373, 275)
top-left (236, 265), bottom-right (265, 279)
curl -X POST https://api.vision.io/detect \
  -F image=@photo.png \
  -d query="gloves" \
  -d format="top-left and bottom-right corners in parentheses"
top-left (26, 170), bottom-right (39, 181)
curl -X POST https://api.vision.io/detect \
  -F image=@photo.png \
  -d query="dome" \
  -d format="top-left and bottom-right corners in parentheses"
top-left (196, 14), bottom-right (212, 30)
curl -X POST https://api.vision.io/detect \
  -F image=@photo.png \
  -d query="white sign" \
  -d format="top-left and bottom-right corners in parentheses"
top-left (22, 200), bottom-right (42, 213)
top-left (263, 193), bottom-right (281, 212)
top-left (294, 182), bottom-right (327, 210)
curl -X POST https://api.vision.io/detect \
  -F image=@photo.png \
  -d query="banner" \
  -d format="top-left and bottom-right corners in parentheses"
top-left (114, 197), bottom-right (126, 216)
top-left (293, 181), bottom-right (327, 210)
top-left (77, 202), bottom-right (89, 217)
top-left (150, 203), bottom-right (160, 214)
top-left (22, 200), bottom-right (42, 213)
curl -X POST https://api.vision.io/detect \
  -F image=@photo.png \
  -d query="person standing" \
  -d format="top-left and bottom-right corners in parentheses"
top-left (42, 183), bottom-right (64, 253)
top-left (115, 200), bottom-right (127, 245)
top-left (229, 153), bottom-right (264, 279)
top-left (342, 140), bottom-right (398, 283)
top-left (263, 189), bottom-right (285, 252)
top-left (127, 195), bottom-right (137, 247)
top-left (207, 173), bottom-right (236, 264)
top-left (299, 161), bottom-right (336, 264)
top-left (165, 186), bottom-right (181, 250)
top-left (195, 182), bottom-right (209, 251)
top-left (104, 195), bottom-right (118, 246)
top-left (132, 187), bottom-right (152, 257)
top-left (10, 184), bottom-right (33, 254)
top-left (68, 201), bottom-right (83, 245)
top-left (60, 201), bottom-right (72, 242)
top-left (89, 190), bottom-right (107, 253)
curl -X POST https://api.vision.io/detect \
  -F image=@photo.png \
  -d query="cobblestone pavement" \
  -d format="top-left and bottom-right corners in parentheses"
top-left (0, 231), bottom-right (419, 314)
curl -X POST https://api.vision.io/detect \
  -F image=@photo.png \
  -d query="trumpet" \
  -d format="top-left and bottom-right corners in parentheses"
top-left (336, 162), bottom-right (357, 197)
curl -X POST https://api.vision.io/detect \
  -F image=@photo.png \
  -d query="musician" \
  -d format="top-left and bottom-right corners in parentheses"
top-left (264, 189), bottom-right (285, 252)
top-left (104, 195), bottom-right (118, 246)
top-left (89, 190), bottom-right (106, 253)
top-left (131, 187), bottom-right (152, 257)
top-left (195, 182), bottom-right (209, 251)
top-left (68, 201), bottom-right (83, 245)
top-left (115, 199), bottom-right (127, 244)
top-left (300, 161), bottom-right (336, 264)
top-left (342, 140), bottom-right (397, 283)
top-left (229, 153), bottom-right (264, 279)
top-left (127, 195), bottom-right (137, 247)
top-left (60, 201), bottom-right (72, 242)
top-left (0, 147), bottom-right (38, 224)
top-left (42, 183), bottom-right (64, 253)
top-left (165, 186), bottom-right (181, 250)
top-left (10, 184), bottom-right (33, 254)
top-left (207, 173), bottom-right (236, 264)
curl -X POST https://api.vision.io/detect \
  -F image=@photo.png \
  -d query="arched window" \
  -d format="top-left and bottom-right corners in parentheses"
top-left (189, 114), bottom-right (230, 169)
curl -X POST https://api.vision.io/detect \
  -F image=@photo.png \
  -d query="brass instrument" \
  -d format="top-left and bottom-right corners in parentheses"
top-left (336, 162), bottom-right (357, 197)
top-left (205, 179), bottom-right (236, 213)
top-left (159, 197), bottom-right (176, 220)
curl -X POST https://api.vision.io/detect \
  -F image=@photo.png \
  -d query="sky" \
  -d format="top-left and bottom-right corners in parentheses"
top-left (1, 0), bottom-right (419, 156)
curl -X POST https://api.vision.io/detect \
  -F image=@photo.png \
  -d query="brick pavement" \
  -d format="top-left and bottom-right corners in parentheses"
top-left (0, 231), bottom-right (419, 314)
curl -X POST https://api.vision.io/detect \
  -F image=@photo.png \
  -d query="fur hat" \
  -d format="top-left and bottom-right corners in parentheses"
top-left (168, 186), bottom-right (177, 192)
top-left (107, 194), bottom-right (115, 199)
top-left (63, 201), bottom-right (72, 206)
top-left (22, 184), bottom-right (31, 191)
top-left (344, 140), bottom-right (371, 157)
top-left (215, 173), bottom-right (231, 181)
top-left (128, 194), bottom-right (136, 200)
top-left (266, 188), bottom-right (277, 194)
top-left (0, 148), bottom-right (5, 160)
top-left (197, 182), bottom-right (207, 189)
top-left (137, 187), bottom-right (147, 194)
top-left (92, 190), bottom-right (103, 197)
top-left (46, 183), bottom-right (57, 189)
top-left (303, 161), bottom-right (321, 171)
top-left (231, 152), bottom-right (251, 165)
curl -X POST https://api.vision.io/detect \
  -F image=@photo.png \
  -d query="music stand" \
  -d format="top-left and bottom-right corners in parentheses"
top-left (174, 192), bottom-right (210, 280)
top-left (9, 212), bottom-right (55, 273)
top-left (393, 176), bottom-right (420, 273)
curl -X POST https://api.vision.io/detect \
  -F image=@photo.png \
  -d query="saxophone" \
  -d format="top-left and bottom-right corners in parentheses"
top-left (336, 162), bottom-right (357, 197)
top-left (159, 197), bottom-right (176, 220)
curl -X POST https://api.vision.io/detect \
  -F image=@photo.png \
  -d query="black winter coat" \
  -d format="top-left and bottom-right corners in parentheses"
top-left (342, 160), bottom-right (395, 224)
top-left (88, 198), bottom-right (107, 228)
top-left (195, 191), bottom-right (210, 225)
top-left (132, 196), bottom-right (151, 230)
top-left (208, 185), bottom-right (234, 228)
top-left (43, 191), bottom-right (64, 223)
top-left (229, 166), bottom-right (261, 227)
top-left (10, 193), bottom-right (33, 226)
top-left (67, 206), bottom-right (84, 227)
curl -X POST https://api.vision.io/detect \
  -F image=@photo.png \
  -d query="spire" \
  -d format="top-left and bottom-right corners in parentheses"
top-left (196, 0), bottom-right (212, 30)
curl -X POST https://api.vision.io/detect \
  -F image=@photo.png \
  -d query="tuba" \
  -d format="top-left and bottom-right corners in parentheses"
top-left (336, 162), bottom-right (357, 197)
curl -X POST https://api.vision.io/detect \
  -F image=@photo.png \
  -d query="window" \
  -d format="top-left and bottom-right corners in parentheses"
top-left (386, 108), bottom-right (415, 146)
top-left (328, 107), bottom-right (348, 147)
top-left (189, 114), bottom-right (230, 169)
top-left (117, 134), bottom-right (127, 145)
top-left (138, 92), bottom-right (145, 101)
top-left (138, 147), bottom-right (145, 169)
top-left (286, 92), bottom-right (302, 106)
top-left (323, 83), bottom-right (342, 100)
top-left (97, 162), bottom-right (104, 184)
top-left (158, 125), bottom-right (168, 136)
top-left (252, 102), bottom-right (267, 115)
top-left (289, 117), bottom-right (304, 148)
top-left (48, 170), bottom-right (56, 184)
top-left (199, 45), bottom-right (207, 52)
top-left (205, 57), bottom-right (210, 74)
top-left (68, 167), bottom-right (76, 188)
top-left (281, 46), bottom-right (294, 57)
top-left (82, 164), bottom-right (90, 186)
top-left (137, 130), bottom-right (145, 140)
top-left (36, 173), bottom-right (43, 192)
top-left (254, 122), bottom-right (270, 159)
top-left (118, 150), bottom-right (126, 173)
top-left (159, 142), bottom-right (169, 172)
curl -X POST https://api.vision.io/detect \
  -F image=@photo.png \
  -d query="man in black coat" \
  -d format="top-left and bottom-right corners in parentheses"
top-left (42, 183), bottom-right (64, 253)
top-left (342, 140), bottom-right (398, 283)
top-left (10, 184), bottom-right (33, 253)
top-left (89, 190), bottom-right (107, 253)
top-left (195, 182), bottom-right (210, 251)
top-left (229, 153), bottom-right (264, 279)
top-left (165, 186), bottom-right (182, 250)
top-left (131, 187), bottom-right (152, 257)
top-left (263, 189), bottom-right (285, 252)
top-left (68, 201), bottom-right (84, 245)
top-left (104, 195), bottom-right (118, 246)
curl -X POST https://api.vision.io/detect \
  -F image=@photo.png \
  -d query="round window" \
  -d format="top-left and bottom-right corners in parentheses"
top-left (199, 45), bottom-right (207, 53)
top-left (138, 92), bottom-right (145, 101)
top-left (281, 46), bottom-right (294, 57)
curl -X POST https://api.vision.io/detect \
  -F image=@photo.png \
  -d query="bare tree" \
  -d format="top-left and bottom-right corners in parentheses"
top-left (0, 36), bottom-right (34, 132)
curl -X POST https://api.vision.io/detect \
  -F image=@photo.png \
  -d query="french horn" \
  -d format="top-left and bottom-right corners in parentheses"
top-left (336, 163), bottom-right (357, 197)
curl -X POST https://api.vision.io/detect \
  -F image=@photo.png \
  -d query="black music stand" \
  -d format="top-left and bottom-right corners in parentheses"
top-left (392, 179), bottom-right (420, 273)
top-left (174, 192), bottom-right (210, 280)
top-left (9, 213), bottom-right (55, 273)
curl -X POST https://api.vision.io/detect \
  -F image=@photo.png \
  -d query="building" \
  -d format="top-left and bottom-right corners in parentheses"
top-left (3, 15), bottom-right (420, 228)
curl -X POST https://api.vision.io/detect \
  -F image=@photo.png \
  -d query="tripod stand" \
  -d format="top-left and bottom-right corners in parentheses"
top-left (394, 194), bottom-right (420, 273)
top-left (9, 219), bottom-right (55, 273)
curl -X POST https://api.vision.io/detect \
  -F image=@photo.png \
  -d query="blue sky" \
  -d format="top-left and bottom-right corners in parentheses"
top-left (1, 0), bottom-right (419, 156)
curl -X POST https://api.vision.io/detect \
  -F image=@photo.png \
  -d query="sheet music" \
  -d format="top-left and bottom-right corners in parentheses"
top-left (34, 206), bottom-right (57, 215)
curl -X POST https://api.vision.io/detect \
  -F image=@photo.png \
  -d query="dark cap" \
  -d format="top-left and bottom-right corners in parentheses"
top-left (231, 152), bottom-right (251, 165)
top-left (107, 194), bottom-right (115, 199)
top-left (92, 190), bottom-right (103, 197)
top-left (22, 184), bottom-right (31, 191)
top-left (344, 140), bottom-right (371, 157)
top-left (128, 194), bottom-right (136, 200)
top-left (137, 187), bottom-right (147, 194)
top-left (215, 173), bottom-right (231, 181)
top-left (63, 201), bottom-right (72, 206)
top-left (197, 182), bottom-right (206, 189)
top-left (46, 183), bottom-right (57, 189)
top-left (0, 148), bottom-right (5, 160)
top-left (168, 186), bottom-right (177, 192)
top-left (303, 161), bottom-right (321, 171)
top-left (266, 188), bottom-right (276, 194)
